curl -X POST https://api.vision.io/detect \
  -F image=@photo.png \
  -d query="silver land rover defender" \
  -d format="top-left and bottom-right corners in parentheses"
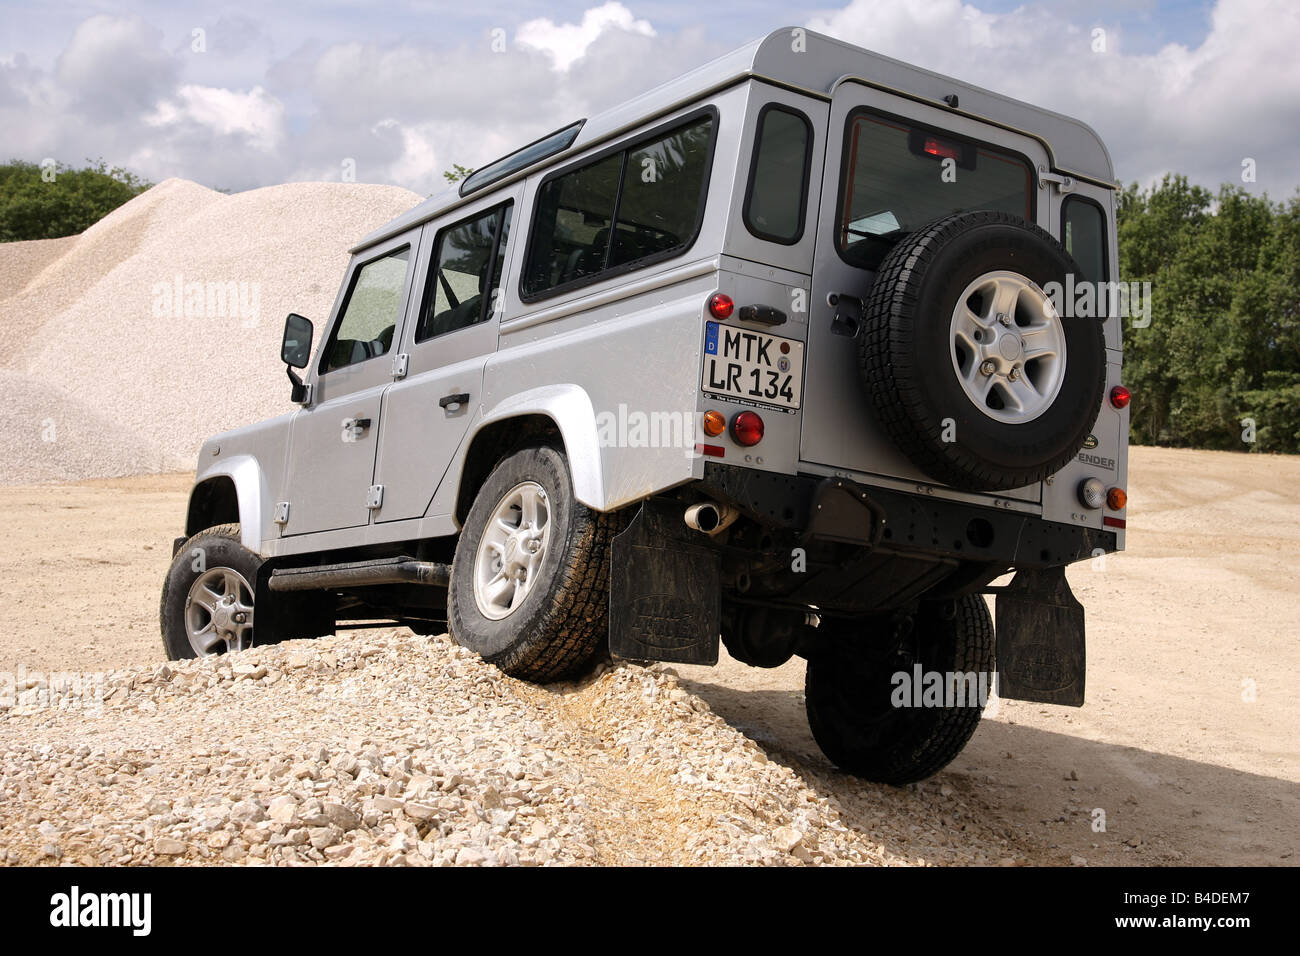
top-left (162, 28), bottom-right (1129, 784)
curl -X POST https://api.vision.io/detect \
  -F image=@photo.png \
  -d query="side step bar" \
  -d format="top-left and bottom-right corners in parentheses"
top-left (268, 556), bottom-right (450, 592)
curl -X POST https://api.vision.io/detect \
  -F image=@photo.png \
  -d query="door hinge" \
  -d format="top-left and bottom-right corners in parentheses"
top-left (1038, 167), bottom-right (1076, 193)
top-left (274, 501), bottom-right (291, 525)
top-left (392, 352), bottom-right (409, 379)
top-left (366, 485), bottom-right (384, 509)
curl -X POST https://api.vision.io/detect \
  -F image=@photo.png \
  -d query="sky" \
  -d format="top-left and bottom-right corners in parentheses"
top-left (1, 0), bottom-right (1297, 198)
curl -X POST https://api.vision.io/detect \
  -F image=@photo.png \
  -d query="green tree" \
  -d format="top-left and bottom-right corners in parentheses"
top-left (1119, 175), bottom-right (1300, 453)
top-left (0, 159), bottom-right (153, 242)
top-left (442, 164), bottom-right (474, 186)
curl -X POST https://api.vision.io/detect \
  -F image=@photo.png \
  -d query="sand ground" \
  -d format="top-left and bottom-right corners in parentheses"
top-left (0, 445), bottom-right (1296, 865)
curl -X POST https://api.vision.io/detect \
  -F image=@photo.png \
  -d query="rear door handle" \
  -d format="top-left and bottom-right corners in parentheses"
top-left (341, 417), bottom-right (371, 430)
top-left (828, 292), bottom-right (863, 337)
top-left (439, 392), bottom-right (470, 410)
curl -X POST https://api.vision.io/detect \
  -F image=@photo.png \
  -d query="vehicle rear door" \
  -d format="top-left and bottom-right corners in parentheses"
top-left (801, 81), bottom-right (1052, 499)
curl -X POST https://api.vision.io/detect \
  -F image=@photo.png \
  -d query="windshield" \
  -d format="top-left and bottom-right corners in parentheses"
top-left (838, 112), bottom-right (1033, 270)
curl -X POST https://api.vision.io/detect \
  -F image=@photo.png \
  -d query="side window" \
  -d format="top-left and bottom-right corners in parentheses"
top-left (321, 247), bottom-right (410, 374)
top-left (524, 154), bottom-right (621, 296)
top-left (522, 113), bottom-right (714, 299)
top-left (744, 105), bottom-right (813, 244)
top-left (1063, 196), bottom-right (1108, 284)
top-left (415, 202), bottom-right (513, 343)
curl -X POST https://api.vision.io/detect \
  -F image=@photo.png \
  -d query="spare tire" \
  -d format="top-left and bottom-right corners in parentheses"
top-left (859, 211), bottom-right (1105, 491)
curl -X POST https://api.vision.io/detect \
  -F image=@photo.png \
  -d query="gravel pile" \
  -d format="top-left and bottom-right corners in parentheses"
top-left (0, 629), bottom-right (1013, 866)
top-left (0, 179), bottom-right (422, 484)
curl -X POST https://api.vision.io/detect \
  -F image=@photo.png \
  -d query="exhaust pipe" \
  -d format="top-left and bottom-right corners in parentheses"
top-left (684, 502), bottom-right (738, 535)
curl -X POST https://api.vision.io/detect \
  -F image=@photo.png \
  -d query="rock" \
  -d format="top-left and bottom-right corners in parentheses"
top-left (455, 846), bottom-right (490, 866)
top-left (308, 827), bottom-right (341, 850)
top-left (323, 802), bottom-right (360, 830)
top-left (404, 802), bottom-right (438, 823)
top-left (771, 826), bottom-right (803, 853)
top-left (230, 800), bottom-right (267, 823)
top-left (155, 838), bottom-right (187, 856)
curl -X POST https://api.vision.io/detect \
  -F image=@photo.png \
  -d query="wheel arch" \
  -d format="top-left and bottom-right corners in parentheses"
top-left (455, 385), bottom-right (606, 522)
top-left (185, 455), bottom-right (268, 552)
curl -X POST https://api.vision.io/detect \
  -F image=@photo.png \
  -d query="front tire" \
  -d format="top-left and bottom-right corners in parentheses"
top-left (805, 595), bottom-right (994, 785)
top-left (160, 523), bottom-right (262, 659)
top-left (447, 444), bottom-right (617, 682)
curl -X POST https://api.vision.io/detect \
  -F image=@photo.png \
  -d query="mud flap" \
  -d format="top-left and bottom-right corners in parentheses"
top-left (995, 565), bottom-right (1085, 706)
top-left (609, 498), bottom-right (720, 665)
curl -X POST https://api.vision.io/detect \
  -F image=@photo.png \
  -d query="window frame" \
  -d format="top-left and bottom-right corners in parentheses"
top-left (833, 106), bottom-right (1038, 271)
top-left (414, 200), bottom-right (514, 345)
top-left (316, 243), bottom-right (412, 376)
top-left (518, 104), bottom-right (719, 304)
top-left (742, 102), bottom-right (814, 245)
top-left (1060, 194), bottom-right (1109, 282)
top-left (459, 121), bottom-right (585, 198)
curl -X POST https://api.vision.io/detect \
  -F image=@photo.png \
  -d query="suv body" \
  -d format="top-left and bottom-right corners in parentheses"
top-left (166, 29), bottom-right (1127, 783)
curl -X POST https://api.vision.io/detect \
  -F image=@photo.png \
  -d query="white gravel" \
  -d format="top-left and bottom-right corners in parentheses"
top-left (0, 178), bottom-right (422, 483)
top-left (0, 628), bottom-right (1019, 866)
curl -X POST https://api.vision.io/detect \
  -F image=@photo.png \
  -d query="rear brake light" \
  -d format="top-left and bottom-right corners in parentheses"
top-left (708, 293), bottom-right (734, 319)
top-left (731, 411), bottom-right (764, 447)
top-left (922, 136), bottom-right (960, 160)
top-left (1110, 385), bottom-right (1131, 409)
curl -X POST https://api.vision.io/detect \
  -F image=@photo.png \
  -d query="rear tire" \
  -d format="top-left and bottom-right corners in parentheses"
top-left (447, 444), bottom-right (617, 682)
top-left (805, 595), bottom-right (994, 785)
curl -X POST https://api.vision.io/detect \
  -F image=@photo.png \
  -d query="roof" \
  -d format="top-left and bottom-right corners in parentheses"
top-left (353, 28), bottom-right (1115, 253)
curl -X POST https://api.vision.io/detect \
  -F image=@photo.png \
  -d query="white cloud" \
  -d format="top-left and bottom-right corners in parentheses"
top-left (2, 2), bottom-right (1296, 198)
top-left (808, 0), bottom-right (1300, 192)
top-left (146, 85), bottom-right (285, 152)
top-left (516, 2), bottom-right (657, 71)
top-left (54, 14), bottom-right (176, 113)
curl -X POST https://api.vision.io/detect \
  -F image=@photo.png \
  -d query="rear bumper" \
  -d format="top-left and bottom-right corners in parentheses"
top-left (699, 461), bottom-right (1116, 570)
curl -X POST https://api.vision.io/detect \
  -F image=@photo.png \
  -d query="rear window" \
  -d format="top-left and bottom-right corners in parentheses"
top-left (522, 113), bottom-right (714, 299)
top-left (838, 111), bottom-right (1033, 271)
top-left (1063, 196), bottom-right (1107, 283)
top-left (744, 105), bottom-right (813, 244)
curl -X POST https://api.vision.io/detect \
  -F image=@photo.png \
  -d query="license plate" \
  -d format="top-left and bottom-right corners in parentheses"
top-left (701, 322), bottom-right (804, 411)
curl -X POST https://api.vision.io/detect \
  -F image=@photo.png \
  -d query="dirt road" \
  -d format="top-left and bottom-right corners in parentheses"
top-left (1, 446), bottom-right (1296, 865)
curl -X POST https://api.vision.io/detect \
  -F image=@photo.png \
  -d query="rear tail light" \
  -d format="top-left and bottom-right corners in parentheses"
top-left (1107, 487), bottom-right (1127, 510)
top-left (708, 293), bottom-right (734, 319)
top-left (1110, 385), bottom-right (1131, 409)
top-left (731, 411), bottom-right (764, 447)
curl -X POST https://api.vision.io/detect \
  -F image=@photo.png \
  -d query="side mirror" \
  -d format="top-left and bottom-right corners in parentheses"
top-left (281, 313), bottom-right (314, 405)
top-left (281, 313), bottom-right (314, 368)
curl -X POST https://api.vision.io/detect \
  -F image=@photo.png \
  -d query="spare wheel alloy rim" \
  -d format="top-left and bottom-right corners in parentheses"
top-left (948, 270), bottom-right (1067, 424)
top-left (473, 480), bottom-right (551, 621)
